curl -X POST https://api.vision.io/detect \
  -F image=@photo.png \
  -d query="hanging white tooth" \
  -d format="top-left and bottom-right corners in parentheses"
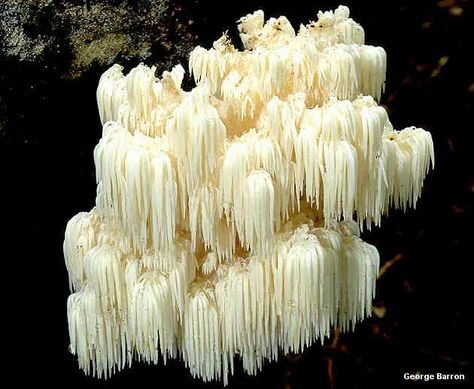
top-left (319, 46), bottom-right (359, 100)
top-left (280, 231), bottom-right (326, 353)
top-left (349, 96), bottom-right (389, 227)
top-left (294, 127), bottom-right (321, 205)
top-left (189, 46), bottom-right (226, 94)
top-left (320, 140), bottom-right (358, 222)
top-left (93, 121), bottom-right (131, 228)
top-left (64, 209), bottom-right (100, 291)
top-left (124, 145), bottom-right (151, 253)
top-left (312, 227), bottom-right (343, 327)
top-left (67, 285), bottom-right (126, 379)
top-left (97, 64), bottom-right (127, 125)
top-left (169, 64), bottom-right (186, 89)
top-left (220, 141), bottom-right (251, 225)
top-left (383, 127), bottom-right (434, 212)
top-left (216, 258), bottom-right (254, 373)
top-left (126, 63), bottom-right (157, 121)
top-left (359, 46), bottom-right (387, 100)
top-left (183, 283), bottom-right (223, 383)
top-left (168, 237), bottom-right (197, 322)
top-left (243, 170), bottom-right (276, 253)
top-left (190, 186), bottom-right (236, 260)
top-left (247, 255), bottom-right (279, 368)
top-left (129, 271), bottom-right (178, 364)
top-left (151, 151), bottom-right (178, 253)
top-left (83, 244), bottom-right (125, 314)
top-left (213, 254), bottom-right (278, 380)
top-left (167, 85), bottom-right (226, 198)
top-left (339, 235), bottom-right (380, 332)
top-left (254, 137), bottom-right (288, 226)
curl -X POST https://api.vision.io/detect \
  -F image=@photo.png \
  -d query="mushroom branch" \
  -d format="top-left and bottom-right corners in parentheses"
top-left (64, 5), bottom-right (434, 384)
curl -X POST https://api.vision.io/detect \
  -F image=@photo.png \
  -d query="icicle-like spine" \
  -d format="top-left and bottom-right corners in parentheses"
top-left (83, 244), bottom-right (125, 313)
top-left (183, 285), bottom-right (222, 382)
top-left (243, 170), bottom-right (276, 253)
top-left (129, 271), bottom-right (178, 363)
top-left (339, 235), bottom-right (379, 331)
top-left (151, 152), bottom-right (177, 252)
top-left (63, 210), bottom-right (99, 291)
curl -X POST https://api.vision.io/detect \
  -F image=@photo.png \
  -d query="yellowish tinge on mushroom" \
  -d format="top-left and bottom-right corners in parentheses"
top-left (65, 5), bottom-right (434, 384)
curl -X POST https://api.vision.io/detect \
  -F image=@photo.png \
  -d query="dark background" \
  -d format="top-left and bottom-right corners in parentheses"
top-left (2, 0), bottom-right (473, 388)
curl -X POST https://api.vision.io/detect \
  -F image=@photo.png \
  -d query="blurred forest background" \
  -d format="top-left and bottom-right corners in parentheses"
top-left (1, 0), bottom-right (472, 388)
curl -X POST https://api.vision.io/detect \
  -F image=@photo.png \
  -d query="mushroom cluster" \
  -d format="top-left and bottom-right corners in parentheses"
top-left (64, 6), bottom-right (434, 384)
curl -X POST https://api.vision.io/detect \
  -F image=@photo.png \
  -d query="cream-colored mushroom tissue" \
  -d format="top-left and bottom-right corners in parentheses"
top-left (64, 5), bottom-right (434, 384)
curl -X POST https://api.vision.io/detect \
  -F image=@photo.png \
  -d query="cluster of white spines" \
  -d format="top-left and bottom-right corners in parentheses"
top-left (66, 208), bottom-right (378, 383)
top-left (65, 5), bottom-right (434, 384)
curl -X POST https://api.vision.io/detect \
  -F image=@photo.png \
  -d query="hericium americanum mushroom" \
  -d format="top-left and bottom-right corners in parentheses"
top-left (64, 5), bottom-right (434, 384)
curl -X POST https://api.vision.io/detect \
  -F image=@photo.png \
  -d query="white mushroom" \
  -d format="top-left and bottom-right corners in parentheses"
top-left (65, 5), bottom-right (434, 384)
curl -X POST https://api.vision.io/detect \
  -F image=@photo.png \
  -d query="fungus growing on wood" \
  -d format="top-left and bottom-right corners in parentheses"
top-left (64, 5), bottom-right (434, 384)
